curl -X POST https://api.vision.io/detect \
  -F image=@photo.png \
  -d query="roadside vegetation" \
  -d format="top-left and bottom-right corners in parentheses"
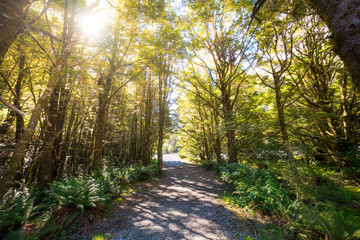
top-left (192, 158), bottom-right (360, 239)
top-left (0, 162), bottom-right (158, 239)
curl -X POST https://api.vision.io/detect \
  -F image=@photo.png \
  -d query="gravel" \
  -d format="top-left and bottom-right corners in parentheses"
top-left (85, 154), bottom-right (250, 240)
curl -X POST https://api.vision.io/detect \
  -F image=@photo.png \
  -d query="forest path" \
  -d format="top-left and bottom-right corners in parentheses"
top-left (86, 154), bottom-right (250, 240)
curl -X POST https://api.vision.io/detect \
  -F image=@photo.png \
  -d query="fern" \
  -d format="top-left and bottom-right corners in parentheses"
top-left (219, 163), bottom-right (291, 217)
top-left (0, 184), bottom-right (38, 237)
top-left (48, 176), bottom-right (112, 212)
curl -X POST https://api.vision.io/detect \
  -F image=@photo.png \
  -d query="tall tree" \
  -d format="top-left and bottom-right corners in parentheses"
top-left (187, 0), bottom-right (253, 163)
top-left (0, 0), bottom-right (78, 196)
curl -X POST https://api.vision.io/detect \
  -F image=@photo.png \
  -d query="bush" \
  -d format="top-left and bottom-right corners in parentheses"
top-left (47, 175), bottom-right (112, 213)
top-left (217, 162), bottom-right (360, 239)
top-left (0, 185), bottom-right (37, 238)
top-left (219, 163), bottom-right (291, 218)
top-left (288, 200), bottom-right (360, 239)
top-left (124, 164), bottom-right (158, 183)
top-left (96, 167), bottom-right (128, 195)
top-left (0, 163), bottom-right (160, 239)
top-left (201, 160), bottom-right (219, 171)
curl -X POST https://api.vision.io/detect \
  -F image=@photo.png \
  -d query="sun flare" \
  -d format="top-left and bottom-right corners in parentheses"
top-left (79, 0), bottom-right (111, 37)
top-left (79, 14), bottom-right (106, 36)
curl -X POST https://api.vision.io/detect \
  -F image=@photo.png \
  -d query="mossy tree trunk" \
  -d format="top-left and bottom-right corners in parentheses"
top-left (0, 0), bottom-right (30, 64)
top-left (306, 0), bottom-right (360, 89)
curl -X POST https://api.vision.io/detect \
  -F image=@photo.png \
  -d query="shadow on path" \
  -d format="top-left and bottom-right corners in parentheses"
top-left (86, 154), bottom-right (252, 240)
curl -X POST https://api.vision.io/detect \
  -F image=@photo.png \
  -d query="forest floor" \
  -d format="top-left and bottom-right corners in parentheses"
top-left (83, 154), bottom-right (254, 240)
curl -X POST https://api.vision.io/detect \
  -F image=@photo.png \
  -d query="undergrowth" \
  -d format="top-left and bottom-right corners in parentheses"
top-left (199, 159), bottom-right (360, 240)
top-left (0, 162), bottom-right (159, 239)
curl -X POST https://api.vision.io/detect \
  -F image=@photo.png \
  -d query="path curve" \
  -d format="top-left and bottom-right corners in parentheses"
top-left (86, 154), bottom-right (250, 240)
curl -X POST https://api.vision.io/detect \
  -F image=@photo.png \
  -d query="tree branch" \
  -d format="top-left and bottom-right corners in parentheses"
top-left (0, 96), bottom-right (24, 116)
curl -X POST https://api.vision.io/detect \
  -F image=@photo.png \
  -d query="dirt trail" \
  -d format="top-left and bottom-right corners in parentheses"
top-left (86, 154), bottom-right (250, 240)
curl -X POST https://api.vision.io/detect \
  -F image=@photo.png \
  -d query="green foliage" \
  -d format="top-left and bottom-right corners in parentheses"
top-left (212, 161), bottom-right (360, 239)
top-left (48, 175), bottom-right (112, 213)
top-left (219, 163), bottom-right (291, 217)
top-left (96, 167), bottom-right (128, 195)
top-left (288, 200), bottom-right (360, 240)
top-left (0, 185), bottom-right (38, 237)
top-left (300, 160), bottom-right (337, 187)
top-left (92, 235), bottom-right (105, 240)
top-left (35, 163), bottom-right (159, 238)
top-left (201, 160), bottom-right (219, 171)
top-left (46, 163), bottom-right (158, 214)
top-left (124, 164), bottom-right (159, 183)
top-left (163, 135), bottom-right (178, 153)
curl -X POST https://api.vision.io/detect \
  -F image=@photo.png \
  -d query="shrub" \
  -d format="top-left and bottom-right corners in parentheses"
top-left (219, 163), bottom-right (291, 218)
top-left (218, 162), bottom-right (360, 239)
top-left (0, 184), bottom-right (39, 238)
top-left (201, 160), bottom-right (219, 171)
top-left (124, 164), bottom-right (158, 183)
top-left (47, 175), bottom-right (112, 213)
top-left (127, 164), bottom-right (158, 183)
top-left (0, 163), bottom-right (159, 239)
top-left (96, 167), bottom-right (128, 195)
top-left (135, 164), bottom-right (158, 181)
top-left (289, 200), bottom-right (360, 239)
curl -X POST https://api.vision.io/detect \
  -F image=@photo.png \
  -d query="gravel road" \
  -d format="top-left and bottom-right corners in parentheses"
top-left (86, 154), bottom-right (250, 240)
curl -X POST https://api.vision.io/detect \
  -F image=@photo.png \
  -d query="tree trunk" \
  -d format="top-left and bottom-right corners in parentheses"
top-left (222, 89), bottom-right (237, 163)
top-left (0, 42), bottom-right (73, 197)
top-left (0, 0), bottom-right (30, 64)
top-left (14, 52), bottom-right (25, 142)
top-left (273, 77), bottom-right (300, 192)
top-left (214, 113), bottom-right (222, 164)
top-left (306, 0), bottom-right (360, 89)
top-left (36, 79), bottom-right (61, 189)
top-left (274, 80), bottom-right (289, 144)
top-left (129, 106), bottom-right (138, 163)
top-left (67, 108), bottom-right (80, 174)
top-left (198, 108), bottom-right (211, 161)
top-left (0, 52), bottom-right (26, 137)
top-left (92, 75), bottom-right (111, 170)
top-left (52, 80), bottom-right (70, 179)
top-left (157, 74), bottom-right (165, 174)
top-left (0, 111), bottom-right (15, 135)
top-left (144, 72), bottom-right (153, 165)
top-left (59, 100), bottom-right (77, 177)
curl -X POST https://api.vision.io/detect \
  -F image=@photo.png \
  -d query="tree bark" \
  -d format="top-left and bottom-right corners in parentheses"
top-left (214, 113), bottom-right (222, 164)
top-left (36, 79), bottom-right (61, 189)
top-left (14, 53), bottom-right (25, 142)
top-left (52, 79), bottom-right (70, 179)
top-left (144, 72), bottom-right (153, 165)
top-left (59, 100), bottom-right (77, 177)
top-left (222, 88), bottom-right (237, 163)
top-left (0, 110), bottom-right (15, 135)
top-left (274, 78), bottom-right (289, 144)
top-left (157, 73), bottom-right (166, 174)
top-left (0, 0), bottom-right (30, 64)
top-left (305, 0), bottom-right (360, 89)
top-left (129, 105), bottom-right (138, 163)
top-left (92, 75), bottom-right (111, 170)
top-left (198, 107), bottom-right (211, 161)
